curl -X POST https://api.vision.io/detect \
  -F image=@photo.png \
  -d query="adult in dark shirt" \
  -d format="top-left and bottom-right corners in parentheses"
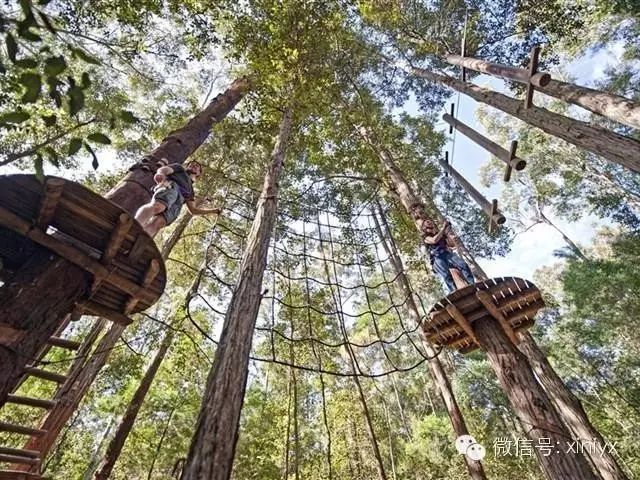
top-left (421, 218), bottom-right (475, 293)
top-left (135, 160), bottom-right (221, 238)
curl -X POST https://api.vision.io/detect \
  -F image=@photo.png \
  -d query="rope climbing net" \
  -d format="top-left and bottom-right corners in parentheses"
top-left (179, 173), bottom-right (445, 379)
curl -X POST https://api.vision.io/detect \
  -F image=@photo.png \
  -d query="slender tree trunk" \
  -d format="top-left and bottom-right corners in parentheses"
top-left (180, 107), bottom-right (294, 480)
top-left (147, 406), bottom-right (176, 480)
top-left (406, 66), bottom-right (640, 173)
top-left (93, 235), bottom-right (212, 480)
top-left (372, 202), bottom-right (487, 480)
top-left (361, 130), bottom-right (597, 480)
top-left (92, 331), bottom-right (175, 480)
top-left (19, 213), bottom-right (194, 469)
top-left (82, 417), bottom-right (115, 480)
top-left (0, 78), bottom-right (249, 406)
top-left (317, 214), bottom-right (388, 480)
top-left (537, 210), bottom-right (588, 261)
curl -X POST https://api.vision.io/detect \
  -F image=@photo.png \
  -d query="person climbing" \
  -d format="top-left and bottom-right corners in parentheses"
top-left (421, 218), bottom-right (475, 293)
top-left (135, 160), bottom-right (221, 237)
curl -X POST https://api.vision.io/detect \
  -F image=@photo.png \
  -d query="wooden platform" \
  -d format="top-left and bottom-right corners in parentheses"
top-left (0, 175), bottom-right (166, 323)
top-left (424, 277), bottom-right (544, 354)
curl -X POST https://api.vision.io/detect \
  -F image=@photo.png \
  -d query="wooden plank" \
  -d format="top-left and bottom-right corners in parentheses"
top-left (445, 304), bottom-right (478, 345)
top-left (23, 367), bottom-right (67, 384)
top-left (0, 454), bottom-right (40, 466)
top-left (496, 287), bottom-right (542, 311)
top-left (124, 259), bottom-right (160, 314)
top-left (128, 235), bottom-right (147, 263)
top-left (0, 205), bottom-right (159, 304)
top-left (525, 46), bottom-right (541, 108)
top-left (503, 140), bottom-right (519, 182)
top-left (0, 323), bottom-right (25, 344)
top-left (0, 470), bottom-right (42, 480)
top-left (80, 301), bottom-right (133, 326)
top-left (35, 178), bottom-right (65, 229)
top-left (102, 213), bottom-right (133, 265)
top-left (5, 395), bottom-right (56, 409)
top-left (0, 422), bottom-right (46, 437)
top-left (476, 290), bottom-right (519, 344)
top-left (46, 336), bottom-right (81, 350)
top-left (0, 447), bottom-right (39, 459)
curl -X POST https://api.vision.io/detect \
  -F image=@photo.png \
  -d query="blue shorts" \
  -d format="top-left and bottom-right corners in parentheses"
top-left (152, 182), bottom-right (183, 225)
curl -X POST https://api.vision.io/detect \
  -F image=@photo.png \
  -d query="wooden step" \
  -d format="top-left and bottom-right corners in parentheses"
top-left (0, 422), bottom-right (46, 437)
top-left (23, 367), bottom-right (67, 384)
top-left (0, 453), bottom-right (40, 466)
top-left (6, 395), bottom-right (56, 410)
top-left (0, 447), bottom-right (40, 459)
top-left (0, 470), bottom-right (41, 479)
top-left (46, 336), bottom-right (81, 350)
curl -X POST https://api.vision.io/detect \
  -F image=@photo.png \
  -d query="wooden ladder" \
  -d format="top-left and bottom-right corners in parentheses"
top-left (0, 319), bottom-right (99, 478)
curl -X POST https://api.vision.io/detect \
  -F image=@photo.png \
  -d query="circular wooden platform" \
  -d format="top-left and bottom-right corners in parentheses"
top-left (0, 175), bottom-right (166, 322)
top-left (424, 277), bottom-right (544, 354)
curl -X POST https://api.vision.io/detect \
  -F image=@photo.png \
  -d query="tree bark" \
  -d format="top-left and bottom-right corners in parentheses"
top-left (519, 333), bottom-right (630, 480)
top-left (360, 129), bottom-right (597, 480)
top-left (407, 66), bottom-right (640, 173)
top-left (0, 78), bottom-right (249, 407)
top-left (180, 107), bottom-right (294, 480)
top-left (372, 203), bottom-right (487, 480)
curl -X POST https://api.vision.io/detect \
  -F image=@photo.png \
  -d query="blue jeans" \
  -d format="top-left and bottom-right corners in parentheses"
top-left (431, 251), bottom-right (475, 293)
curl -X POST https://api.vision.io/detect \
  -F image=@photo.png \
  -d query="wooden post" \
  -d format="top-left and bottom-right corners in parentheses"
top-left (443, 113), bottom-right (526, 172)
top-left (0, 78), bottom-right (250, 407)
top-left (445, 52), bottom-right (551, 88)
top-left (524, 46), bottom-right (541, 108)
top-left (437, 157), bottom-right (505, 227)
top-left (36, 179), bottom-right (65, 229)
top-left (180, 107), bottom-right (294, 480)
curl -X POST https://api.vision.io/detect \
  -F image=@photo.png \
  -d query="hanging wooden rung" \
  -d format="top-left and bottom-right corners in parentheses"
top-left (476, 290), bottom-right (520, 344)
top-left (6, 395), bottom-right (56, 410)
top-left (80, 301), bottom-right (133, 326)
top-left (35, 178), bottom-right (65, 229)
top-left (444, 304), bottom-right (479, 345)
top-left (0, 422), bottom-right (46, 437)
top-left (23, 367), bottom-right (67, 384)
top-left (102, 213), bottom-right (133, 265)
top-left (488, 199), bottom-right (499, 233)
top-left (0, 447), bottom-right (40, 460)
top-left (503, 140), bottom-right (519, 182)
top-left (524, 46), bottom-right (541, 108)
top-left (442, 114), bottom-right (526, 176)
top-left (0, 453), bottom-right (40, 466)
top-left (46, 336), bottom-right (81, 350)
top-left (0, 470), bottom-right (42, 480)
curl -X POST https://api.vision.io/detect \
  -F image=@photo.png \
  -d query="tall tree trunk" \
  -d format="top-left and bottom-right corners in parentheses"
top-left (372, 202), bottom-right (487, 480)
top-left (431, 188), bottom-right (626, 479)
top-left (82, 417), bottom-right (115, 480)
top-left (360, 130), bottom-right (597, 480)
top-left (406, 66), bottom-right (640, 173)
top-left (180, 107), bottom-right (294, 480)
top-left (92, 255), bottom-right (209, 480)
top-left (21, 213), bottom-right (195, 470)
top-left (0, 78), bottom-right (249, 406)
